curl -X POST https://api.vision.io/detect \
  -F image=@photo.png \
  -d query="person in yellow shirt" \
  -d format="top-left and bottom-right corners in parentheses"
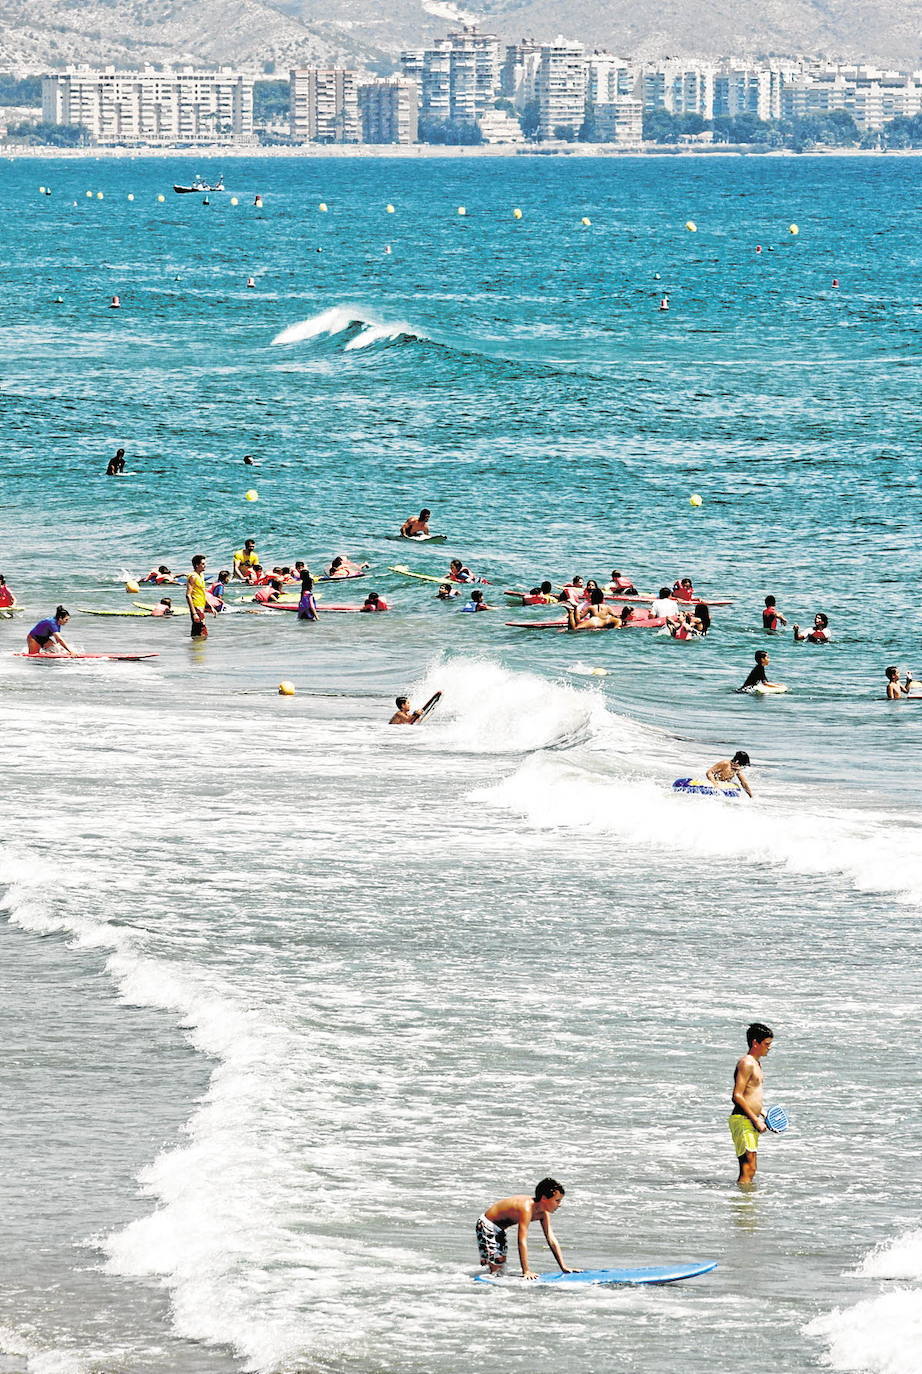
top-left (233, 540), bottom-right (259, 582)
top-left (185, 554), bottom-right (209, 639)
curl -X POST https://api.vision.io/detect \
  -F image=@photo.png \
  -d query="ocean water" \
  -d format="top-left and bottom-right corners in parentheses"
top-left (0, 153), bottom-right (920, 1374)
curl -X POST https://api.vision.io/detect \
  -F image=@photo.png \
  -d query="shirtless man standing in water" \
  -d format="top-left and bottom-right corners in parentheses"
top-left (729, 1023), bottom-right (773, 1186)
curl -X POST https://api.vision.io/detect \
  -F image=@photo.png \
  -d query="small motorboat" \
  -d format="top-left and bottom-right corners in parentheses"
top-left (173, 177), bottom-right (224, 194)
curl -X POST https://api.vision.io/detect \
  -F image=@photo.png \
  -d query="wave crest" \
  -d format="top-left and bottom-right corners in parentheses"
top-left (271, 306), bottom-right (429, 351)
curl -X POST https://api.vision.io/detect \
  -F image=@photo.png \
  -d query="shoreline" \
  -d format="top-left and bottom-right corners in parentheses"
top-left (3, 142), bottom-right (921, 160)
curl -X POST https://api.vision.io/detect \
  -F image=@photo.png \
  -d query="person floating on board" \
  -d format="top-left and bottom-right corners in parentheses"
top-left (26, 606), bottom-right (75, 656)
top-left (564, 587), bottom-right (620, 631)
top-left (388, 691), bottom-right (441, 725)
top-left (0, 573), bottom-right (17, 612)
top-left (185, 555), bottom-right (209, 639)
top-left (142, 565), bottom-right (176, 584)
top-left (608, 570), bottom-right (638, 596)
top-left (149, 598), bottom-right (174, 617)
top-left (739, 650), bottom-right (784, 693)
top-left (706, 751), bottom-right (753, 797)
top-left (885, 666), bottom-right (918, 698)
top-left (762, 595), bottom-right (787, 632)
top-left (106, 448), bottom-right (126, 475)
top-left (401, 508), bottom-right (431, 537)
top-left (523, 581), bottom-right (556, 605)
top-left (729, 1022), bottom-right (774, 1186)
top-left (327, 555), bottom-right (369, 578)
top-left (793, 613), bottom-right (830, 643)
top-left (233, 540), bottom-right (259, 582)
top-left (476, 1178), bottom-right (577, 1279)
top-left (448, 559), bottom-right (480, 584)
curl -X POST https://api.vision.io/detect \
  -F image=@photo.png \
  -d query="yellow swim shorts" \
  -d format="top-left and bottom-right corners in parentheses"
top-left (728, 1112), bottom-right (759, 1156)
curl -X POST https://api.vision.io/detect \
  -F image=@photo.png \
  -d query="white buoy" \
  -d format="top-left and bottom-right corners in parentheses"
top-left (127, 193), bottom-right (134, 201)
top-left (157, 194), bottom-right (165, 203)
top-left (319, 202), bottom-right (328, 212)
top-left (513, 207), bottom-right (523, 219)
top-left (457, 206), bottom-right (466, 216)
top-left (230, 196), bottom-right (239, 206)
top-left (96, 191), bottom-right (104, 200)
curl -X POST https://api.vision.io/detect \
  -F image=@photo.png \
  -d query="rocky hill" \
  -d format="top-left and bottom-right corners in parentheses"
top-left (1, 0), bottom-right (919, 73)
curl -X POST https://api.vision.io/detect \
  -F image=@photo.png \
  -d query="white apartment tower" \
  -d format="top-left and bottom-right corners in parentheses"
top-left (501, 39), bottom-right (542, 109)
top-left (358, 79), bottom-right (419, 144)
top-left (42, 67), bottom-right (254, 145)
top-left (401, 26), bottom-right (500, 126)
top-left (536, 40), bottom-right (586, 139)
top-left (289, 69), bottom-right (360, 143)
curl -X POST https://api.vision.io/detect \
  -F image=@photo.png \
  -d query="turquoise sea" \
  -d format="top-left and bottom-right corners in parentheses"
top-left (1, 153), bottom-right (920, 1374)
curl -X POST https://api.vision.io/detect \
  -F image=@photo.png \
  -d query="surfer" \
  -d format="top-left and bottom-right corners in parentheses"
top-left (762, 595), bottom-right (787, 632)
top-left (793, 613), bottom-right (830, 643)
top-left (729, 1022), bottom-right (774, 1185)
top-left (388, 692), bottom-right (440, 725)
top-left (105, 448), bottom-right (126, 476)
top-left (475, 1178), bottom-right (576, 1279)
top-left (885, 666), bottom-right (917, 698)
top-left (232, 540), bottom-right (259, 582)
top-left (0, 573), bottom-right (17, 611)
top-left (706, 751), bottom-right (753, 797)
top-left (26, 607), bottom-right (75, 656)
top-left (401, 508), bottom-right (431, 537)
top-left (327, 555), bottom-right (368, 578)
top-left (185, 555), bottom-right (209, 639)
top-left (739, 650), bottom-right (783, 693)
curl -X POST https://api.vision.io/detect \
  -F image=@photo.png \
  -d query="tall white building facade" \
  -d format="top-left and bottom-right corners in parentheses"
top-left (42, 67), bottom-right (254, 145)
top-left (358, 79), bottom-right (418, 144)
top-left (500, 39), bottom-right (542, 109)
top-left (400, 26), bottom-right (500, 126)
top-left (289, 69), bottom-right (360, 143)
top-left (536, 40), bottom-right (586, 138)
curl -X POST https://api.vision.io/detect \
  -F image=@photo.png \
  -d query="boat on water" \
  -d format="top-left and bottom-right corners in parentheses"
top-left (173, 177), bottom-right (224, 194)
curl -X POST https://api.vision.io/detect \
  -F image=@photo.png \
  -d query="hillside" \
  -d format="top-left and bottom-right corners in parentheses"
top-left (1, 0), bottom-right (919, 73)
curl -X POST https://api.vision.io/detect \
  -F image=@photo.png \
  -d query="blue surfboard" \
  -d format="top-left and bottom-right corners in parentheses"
top-left (474, 1260), bottom-right (717, 1286)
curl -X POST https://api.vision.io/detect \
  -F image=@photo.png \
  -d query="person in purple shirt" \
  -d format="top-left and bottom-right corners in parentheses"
top-left (27, 606), bottom-right (75, 656)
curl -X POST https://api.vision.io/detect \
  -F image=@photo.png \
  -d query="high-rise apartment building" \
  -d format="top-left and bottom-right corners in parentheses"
top-left (501, 39), bottom-right (542, 109)
top-left (289, 68), bottom-right (360, 143)
top-left (536, 40), bottom-right (586, 139)
top-left (587, 98), bottom-right (644, 146)
top-left (586, 53), bottom-right (637, 104)
top-left (358, 79), bottom-right (418, 144)
top-left (642, 63), bottom-right (716, 119)
top-left (400, 25), bottom-right (500, 126)
top-left (42, 67), bottom-right (254, 145)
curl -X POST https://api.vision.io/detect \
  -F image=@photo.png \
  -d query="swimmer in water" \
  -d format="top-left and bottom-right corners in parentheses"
top-left (401, 508), bottom-right (431, 537)
top-left (435, 583), bottom-right (459, 600)
top-left (706, 751), bottom-right (753, 797)
top-left (0, 573), bottom-right (17, 611)
top-left (459, 589), bottom-right (491, 612)
top-left (793, 613), bottom-right (830, 643)
top-left (389, 695), bottom-right (423, 725)
top-left (360, 592), bottom-right (388, 612)
top-left (762, 595), bottom-right (787, 632)
top-left (26, 606), bottom-right (75, 656)
top-left (885, 666), bottom-right (918, 699)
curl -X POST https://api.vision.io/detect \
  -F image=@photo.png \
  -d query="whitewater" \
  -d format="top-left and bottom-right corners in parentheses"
top-left (1, 153), bottom-right (920, 1374)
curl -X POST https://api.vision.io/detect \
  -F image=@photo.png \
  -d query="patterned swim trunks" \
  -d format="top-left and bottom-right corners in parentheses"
top-left (476, 1215), bottom-right (508, 1268)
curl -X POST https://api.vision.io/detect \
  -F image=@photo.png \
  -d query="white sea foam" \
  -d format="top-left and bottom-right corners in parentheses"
top-left (0, 1325), bottom-right (91, 1374)
top-left (860, 1230), bottom-right (922, 1280)
top-left (271, 305), bottom-right (428, 350)
top-left (807, 1289), bottom-right (922, 1373)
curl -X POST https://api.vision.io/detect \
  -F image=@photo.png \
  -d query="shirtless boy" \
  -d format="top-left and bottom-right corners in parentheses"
top-left (475, 1178), bottom-right (576, 1279)
top-left (729, 1022), bottom-right (773, 1186)
top-left (401, 508), bottom-right (431, 537)
top-left (706, 751), bottom-right (753, 798)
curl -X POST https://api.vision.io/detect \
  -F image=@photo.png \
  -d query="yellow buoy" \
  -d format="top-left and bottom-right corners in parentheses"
top-left (513, 207), bottom-right (523, 219)
top-left (689, 493), bottom-right (703, 508)
top-left (230, 196), bottom-right (239, 206)
top-left (789, 223), bottom-right (799, 235)
top-left (685, 220), bottom-right (697, 232)
top-left (85, 190), bottom-right (93, 199)
top-left (589, 667), bottom-right (608, 677)
top-left (581, 216), bottom-right (592, 226)
top-left (127, 193), bottom-right (134, 201)
top-left (125, 580), bottom-right (140, 594)
top-left (157, 194), bottom-right (165, 203)
top-left (278, 681), bottom-right (296, 696)
top-left (39, 185), bottom-right (46, 194)
top-left (96, 192), bottom-right (104, 200)
top-left (386, 203), bottom-right (395, 214)
top-left (319, 201), bottom-right (328, 212)
top-left (457, 206), bottom-right (466, 216)
top-left (244, 488), bottom-right (259, 502)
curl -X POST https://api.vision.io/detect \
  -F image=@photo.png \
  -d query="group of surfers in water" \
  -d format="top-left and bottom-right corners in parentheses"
top-left (7, 509), bottom-right (921, 696)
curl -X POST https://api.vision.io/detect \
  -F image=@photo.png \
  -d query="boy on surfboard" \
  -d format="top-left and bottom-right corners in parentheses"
top-left (730, 1023), bottom-right (774, 1186)
top-left (401, 508), bottom-right (431, 537)
top-left (476, 1178), bottom-right (577, 1279)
